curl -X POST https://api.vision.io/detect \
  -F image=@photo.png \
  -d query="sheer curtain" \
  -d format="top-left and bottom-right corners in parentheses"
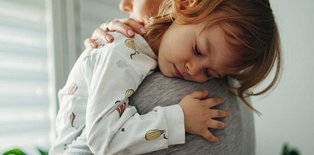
top-left (0, 0), bottom-right (50, 151)
top-left (0, 0), bottom-right (126, 153)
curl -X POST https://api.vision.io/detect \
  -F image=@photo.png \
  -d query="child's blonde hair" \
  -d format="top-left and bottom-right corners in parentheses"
top-left (144, 0), bottom-right (282, 112)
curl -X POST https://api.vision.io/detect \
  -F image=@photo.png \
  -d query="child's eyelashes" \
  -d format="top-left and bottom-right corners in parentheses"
top-left (193, 39), bottom-right (217, 79)
top-left (193, 42), bottom-right (202, 57)
top-left (193, 41), bottom-right (212, 79)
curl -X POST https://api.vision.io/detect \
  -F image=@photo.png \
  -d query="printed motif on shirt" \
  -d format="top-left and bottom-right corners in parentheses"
top-left (125, 38), bottom-right (140, 59)
top-left (145, 129), bottom-right (168, 141)
top-left (115, 89), bottom-right (135, 117)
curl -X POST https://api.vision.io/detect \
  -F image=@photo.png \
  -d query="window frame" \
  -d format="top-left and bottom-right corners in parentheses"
top-left (45, 0), bottom-right (81, 142)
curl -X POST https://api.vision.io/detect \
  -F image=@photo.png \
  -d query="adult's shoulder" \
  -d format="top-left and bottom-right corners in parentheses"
top-left (130, 72), bottom-right (255, 155)
top-left (130, 72), bottom-right (232, 112)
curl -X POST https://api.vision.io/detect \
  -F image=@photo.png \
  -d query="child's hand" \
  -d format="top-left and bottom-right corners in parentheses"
top-left (179, 90), bottom-right (229, 142)
top-left (85, 18), bottom-right (146, 48)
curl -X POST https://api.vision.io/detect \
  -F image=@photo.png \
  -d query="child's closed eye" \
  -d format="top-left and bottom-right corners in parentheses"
top-left (193, 41), bottom-right (202, 57)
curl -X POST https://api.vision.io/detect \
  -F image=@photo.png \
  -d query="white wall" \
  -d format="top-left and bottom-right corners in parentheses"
top-left (253, 0), bottom-right (314, 155)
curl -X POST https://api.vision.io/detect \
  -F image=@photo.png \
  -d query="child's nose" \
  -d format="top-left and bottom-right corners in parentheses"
top-left (185, 61), bottom-right (202, 76)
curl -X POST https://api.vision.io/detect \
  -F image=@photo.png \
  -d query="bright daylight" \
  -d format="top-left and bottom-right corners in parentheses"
top-left (0, 0), bottom-right (313, 155)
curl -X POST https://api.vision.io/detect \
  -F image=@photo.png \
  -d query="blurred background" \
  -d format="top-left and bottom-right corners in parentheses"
top-left (0, 0), bottom-right (313, 154)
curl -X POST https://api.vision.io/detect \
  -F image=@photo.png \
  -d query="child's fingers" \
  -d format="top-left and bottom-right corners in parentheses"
top-left (207, 119), bottom-right (227, 129)
top-left (188, 90), bottom-right (208, 99)
top-left (204, 97), bottom-right (224, 107)
top-left (120, 18), bottom-right (146, 35)
top-left (209, 109), bottom-right (229, 118)
top-left (94, 28), bottom-right (114, 43)
top-left (201, 130), bottom-right (219, 142)
top-left (104, 19), bottom-right (135, 37)
top-left (84, 38), bottom-right (98, 48)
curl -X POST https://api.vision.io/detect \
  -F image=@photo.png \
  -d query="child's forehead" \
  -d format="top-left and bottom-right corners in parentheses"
top-left (198, 24), bottom-right (239, 54)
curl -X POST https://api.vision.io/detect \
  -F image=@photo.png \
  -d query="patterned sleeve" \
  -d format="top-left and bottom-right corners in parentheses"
top-left (84, 38), bottom-right (185, 155)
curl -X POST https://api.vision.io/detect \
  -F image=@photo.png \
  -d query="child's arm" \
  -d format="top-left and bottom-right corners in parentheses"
top-left (83, 46), bottom-right (183, 154)
top-left (84, 36), bottom-right (227, 154)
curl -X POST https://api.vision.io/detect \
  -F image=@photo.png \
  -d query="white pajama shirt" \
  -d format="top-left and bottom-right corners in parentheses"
top-left (50, 33), bottom-right (185, 155)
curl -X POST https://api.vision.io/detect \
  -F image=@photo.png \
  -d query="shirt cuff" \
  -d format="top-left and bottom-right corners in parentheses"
top-left (162, 104), bottom-right (185, 145)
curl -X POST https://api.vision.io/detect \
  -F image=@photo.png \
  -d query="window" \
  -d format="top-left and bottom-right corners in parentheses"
top-left (79, 0), bottom-right (125, 50)
top-left (0, 0), bottom-right (50, 152)
top-left (0, 0), bottom-right (125, 153)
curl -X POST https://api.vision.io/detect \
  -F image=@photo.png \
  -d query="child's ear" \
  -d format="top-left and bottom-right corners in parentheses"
top-left (179, 0), bottom-right (198, 10)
